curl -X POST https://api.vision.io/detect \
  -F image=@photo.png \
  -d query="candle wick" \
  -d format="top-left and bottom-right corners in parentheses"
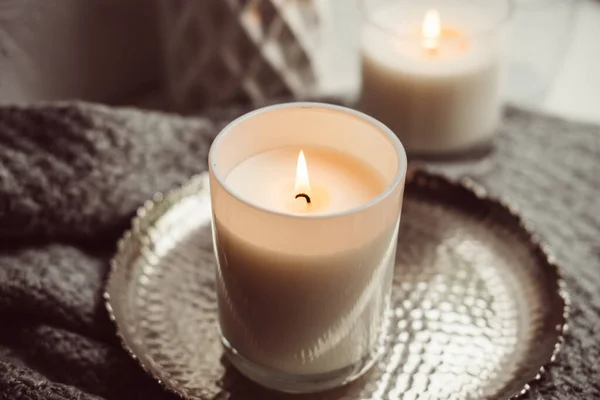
top-left (295, 193), bottom-right (311, 204)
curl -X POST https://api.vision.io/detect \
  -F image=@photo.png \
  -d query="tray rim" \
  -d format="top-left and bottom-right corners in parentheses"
top-left (104, 169), bottom-right (569, 400)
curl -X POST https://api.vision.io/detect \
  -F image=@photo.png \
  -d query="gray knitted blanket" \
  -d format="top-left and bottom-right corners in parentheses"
top-left (0, 102), bottom-right (598, 400)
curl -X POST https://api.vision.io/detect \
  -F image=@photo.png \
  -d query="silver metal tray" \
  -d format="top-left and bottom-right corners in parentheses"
top-left (105, 170), bottom-right (568, 400)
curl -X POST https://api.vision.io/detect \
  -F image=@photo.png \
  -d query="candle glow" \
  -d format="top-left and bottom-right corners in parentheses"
top-left (294, 150), bottom-right (312, 205)
top-left (422, 9), bottom-right (441, 52)
top-left (295, 150), bottom-right (310, 193)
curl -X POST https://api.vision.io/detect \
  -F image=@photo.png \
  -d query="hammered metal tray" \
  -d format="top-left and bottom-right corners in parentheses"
top-left (105, 170), bottom-right (568, 400)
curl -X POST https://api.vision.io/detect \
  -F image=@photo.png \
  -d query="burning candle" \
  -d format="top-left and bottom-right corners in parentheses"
top-left (225, 147), bottom-right (386, 215)
top-left (208, 103), bottom-right (407, 393)
top-left (359, 0), bottom-right (512, 155)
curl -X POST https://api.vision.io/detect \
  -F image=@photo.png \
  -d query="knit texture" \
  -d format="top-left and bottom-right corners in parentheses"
top-left (0, 102), bottom-right (598, 399)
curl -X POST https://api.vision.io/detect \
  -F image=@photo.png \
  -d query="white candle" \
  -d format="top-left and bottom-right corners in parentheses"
top-left (220, 147), bottom-right (388, 372)
top-left (359, 1), bottom-right (510, 155)
top-left (208, 103), bottom-right (407, 392)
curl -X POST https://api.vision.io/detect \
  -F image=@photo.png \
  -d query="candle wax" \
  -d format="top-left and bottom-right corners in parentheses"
top-left (225, 146), bottom-right (387, 215)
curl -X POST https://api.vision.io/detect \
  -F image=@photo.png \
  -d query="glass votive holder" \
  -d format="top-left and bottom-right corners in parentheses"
top-left (208, 103), bottom-right (407, 393)
top-left (358, 0), bottom-right (513, 156)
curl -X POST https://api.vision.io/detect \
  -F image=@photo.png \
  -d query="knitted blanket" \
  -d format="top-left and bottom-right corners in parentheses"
top-left (0, 102), bottom-right (598, 399)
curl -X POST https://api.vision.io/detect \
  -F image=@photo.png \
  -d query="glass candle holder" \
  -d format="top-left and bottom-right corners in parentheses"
top-left (208, 103), bottom-right (407, 393)
top-left (358, 0), bottom-right (513, 156)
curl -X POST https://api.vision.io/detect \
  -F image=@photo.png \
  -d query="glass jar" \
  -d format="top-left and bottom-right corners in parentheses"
top-left (209, 103), bottom-right (407, 393)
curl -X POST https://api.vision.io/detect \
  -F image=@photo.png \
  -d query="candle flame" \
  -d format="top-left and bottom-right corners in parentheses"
top-left (422, 9), bottom-right (441, 52)
top-left (295, 150), bottom-right (310, 192)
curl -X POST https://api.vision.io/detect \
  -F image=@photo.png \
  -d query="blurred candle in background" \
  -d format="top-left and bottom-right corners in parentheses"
top-left (359, 0), bottom-right (512, 156)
